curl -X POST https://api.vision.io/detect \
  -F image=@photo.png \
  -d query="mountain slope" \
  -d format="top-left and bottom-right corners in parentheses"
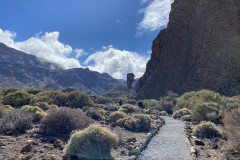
top-left (0, 43), bottom-right (122, 94)
top-left (136, 0), bottom-right (240, 99)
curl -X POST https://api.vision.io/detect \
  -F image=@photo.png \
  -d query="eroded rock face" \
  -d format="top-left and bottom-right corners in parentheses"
top-left (127, 73), bottom-right (135, 89)
top-left (136, 0), bottom-right (240, 99)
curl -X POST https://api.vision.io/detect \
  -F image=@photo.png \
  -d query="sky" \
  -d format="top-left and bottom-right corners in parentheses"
top-left (0, 0), bottom-right (174, 79)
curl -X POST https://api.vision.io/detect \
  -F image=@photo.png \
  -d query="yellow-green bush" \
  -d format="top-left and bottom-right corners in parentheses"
top-left (34, 102), bottom-right (58, 111)
top-left (159, 111), bottom-right (168, 116)
top-left (30, 91), bottom-right (67, 106)
top-left (108, 111), bottom-right (127, 123)
top-left (191, 102), bottom-right (219, 123)
top-left (67, 91), bottom-right (94, 108)
top-left (220, 96), bottom-right (240, 112)
top-left (119, 104), bottom-right (138, 113)
top-left (181, 115), bottom-right (191, 121)
top-left (140, 99), bottom-right (163, 111)
top-left (21, 105), bottom-right (46, 121)
top-left (85, 108), bottom-right (105, 121)
top-left (193, 121), bottom-right (220, 139)
top-left (172, 108), bottom-right (191, 119)
top-left (25, 88), bottom-right (43, 95)
top-left (175, 90), bottom-right (221, 111)
top-left (0, 104), bottom-right (13, 117)
top-left (123, 114), bottom-right (151, 132)
top-left (1, 88), bottom-right (22, 96)
top-left (103, 105), bottom-right (119, 112)
top-left (64, 124), bottom-right (118, 159)
top-left (3, 90), bottom-right (31, 107)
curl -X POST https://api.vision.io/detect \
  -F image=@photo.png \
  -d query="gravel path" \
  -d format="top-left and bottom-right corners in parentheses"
top-left (138, 116), bottom-right (192, 160)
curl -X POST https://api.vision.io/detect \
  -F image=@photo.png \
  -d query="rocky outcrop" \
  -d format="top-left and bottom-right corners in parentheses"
top-left (127, 73), bottom-right (135, 89)
top-left (136, 0), bottom-right (240, 99)
top-left (0, 43), bottom-right (122, 94)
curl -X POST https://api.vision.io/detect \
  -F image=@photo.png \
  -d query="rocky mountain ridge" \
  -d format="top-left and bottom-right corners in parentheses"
top-left (0, 43), bottom-right (123, 94)
top-left (136, 0), bottom-right (240, 99)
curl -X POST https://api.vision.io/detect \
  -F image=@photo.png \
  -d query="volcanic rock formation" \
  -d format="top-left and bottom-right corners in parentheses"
top-left (136, 0), bottom-right (240, 99)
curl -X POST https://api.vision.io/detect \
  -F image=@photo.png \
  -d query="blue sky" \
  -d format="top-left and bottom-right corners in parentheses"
top-left (0, 0), bottom-right (173, 79)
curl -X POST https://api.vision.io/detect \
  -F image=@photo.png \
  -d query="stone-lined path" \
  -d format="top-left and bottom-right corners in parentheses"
top-left (138, 116), bottom-right (192, 160)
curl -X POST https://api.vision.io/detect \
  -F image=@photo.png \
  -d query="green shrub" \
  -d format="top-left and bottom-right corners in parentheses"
top-left (30, 91), bottom-right (67, 106)
top-left (172, 108), bottom-right (191, 119)
top-left (175, 90), bottom-right (221, 111)
top-left (25, 88), bottom-right (43, 95)
top-left (0, 109), bottom-right (33, 134)
top-left (0, 91), bottom-right (4, 103)
top-left (181, 115), bottom-right (191, 121)
top-left (103, 105), bottom-right (119, 112)
top-left (220, 96), bottom-right (240, 111)
top-left (95, 96), bottom-right (114, 104)
top-left (40, 107), bottom-right (90, 135)
top-left (191, 102), bottom-right (219, 123)
top-left (116, 117), bottom-right (128, 127)
top-left (34, 102), bottom-right (58, 111)
top-left (193, 121), bottom-right (220, 139)
top-left (159, 111), bottom-right (168, 116)
top-left (126, 99), bottom-right (136, 105)
top-left (119, 104), bottom-right (137, 113)
top-left (21, 105), bottom-right (46, 122)
top-left (86, 108), bottom-right (105, 121)
top-left (3, 90), bottom-right (31, 107)
top-left (124, 114), bottom-right (151, 132)
top-left (64, 124), bottom-right (118, 159)
top-left (98, 108), bottom-right (107, 115)
top-left (109, 111), bottom-right (127, 123)
top-left (67, 91), bottom-right (94, 108)
top-left (1, 88), bottom-right (22, 96)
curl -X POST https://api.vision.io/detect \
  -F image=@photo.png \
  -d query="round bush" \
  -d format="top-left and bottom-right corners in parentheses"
top-left (191, 102), bottom-right (219, 123)
top-left (3, 90), bottom-right (31, 107)
top-left (119, 104), bottom-right (137, 113)
top-left (95, 96), bottom-right (114, 104)
top-left (0, 104), bottom-right (13, 118)
top-left (64, 124), bottom-right (118, 159)
top-left (181, 115), bottom-right (191, 121)
top-left (1, 88), bottom-right (22, 96)
top-left (67, 91), bottom-right (94, 108)
top-left (40, 107), bottom-right (90, 135)
top-left (172, 108), bottom-right (191, 119)
top-left (25, 88), bottom-right (43, 95)
top-left (193, 121), bottom-right (220, 139)
top-left (108, 111), bottom-right (127, 123)
top-left (85, 108), bottom-right (105, 121)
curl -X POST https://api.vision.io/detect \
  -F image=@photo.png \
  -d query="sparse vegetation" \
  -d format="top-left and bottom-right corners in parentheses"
top-left (64, 124), bottom-right (118, 159)
top-left (0, 109), bottom-right (33, 134)
top-left (95, 96), bottom-right (114, 104)
top-left (0, 104), bottom-right (13, 117)
top-left (86, 108), bottom-right (105, 121)
top-left (193, 121), bottom-right (220, 139)
top-left (123, 114), bottom-right (151, 132)
top-left (119, 104), bottom-right (138, 113)
top-left (40, 107), bottom-right (90, 135)
top-left (67, 91), bottom-right (94, 108)
top-left (20, 105), bottom-right (46, 122)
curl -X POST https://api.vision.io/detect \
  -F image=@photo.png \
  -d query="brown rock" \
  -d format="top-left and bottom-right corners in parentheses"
top-left (136, 0), bottom-right (240, 99)
top-left (127, 73), bottom-right (135, 89)
top-left (20, 144), bottom-right (32, 153)
top-left (53, 139), bottom-right (62, 147)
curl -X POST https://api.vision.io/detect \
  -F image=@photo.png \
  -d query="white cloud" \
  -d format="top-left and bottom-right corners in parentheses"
top-left (0, 29), bottom-right (82, 69)
top-left (137, 0), bottom-right (174, 36)
top-left (75, 49), bottom-right (87, 59)
top-left (84, 45), bottom-right (149, 79)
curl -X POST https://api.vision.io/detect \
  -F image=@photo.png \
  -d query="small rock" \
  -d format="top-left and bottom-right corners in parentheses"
top-left (147, 133), bottom-right (151, 136)
top-left (27, 140), bottom-right (33, 144)
top-left (127, 137), bottom-right (137, 143)
top-left (53, 139), bottom-right (62, 147)
top-left (0, 146), bottom-right (6, 149)
top-left (194, 139), bottom-right (205, 146)
top-left (204, 153), bottom-right (211, 158)
top-left (20, 144), bottom-right (32, 153)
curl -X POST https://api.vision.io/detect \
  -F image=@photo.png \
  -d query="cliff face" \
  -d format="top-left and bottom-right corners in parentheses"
top-left (136, 0), bottom-right (240, 99)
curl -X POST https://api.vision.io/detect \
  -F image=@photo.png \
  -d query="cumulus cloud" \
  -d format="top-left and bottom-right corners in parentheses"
top-left (84, 45), bottom-right (149, 79)
top-left (0, 29), bottom-right (82, 69)
top-left (74, 49), bottom-right (87, 59)
top-left (137, 0), bottom-right (174, 36)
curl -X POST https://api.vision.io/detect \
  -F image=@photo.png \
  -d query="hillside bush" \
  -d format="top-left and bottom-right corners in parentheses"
top-left (34, 102), bottom-right (58, 111)
top-left (193, 121), bottom-right (220, 139)
top-left (223, 109), bottom-right (240, 152)
top-left (175, 90), bottom-right (221, 111)
top-left (2, 90), bottom-right (31, 107)
top-left (172, 108), bottom-right (191, 119)
top-left (86, 108), bottom-right (105, 121)
top-left (67, 91), bottom-right (94, 108)
top-left (64, 124), bottom-right (118, 159)
top-left (141, 99), bottom-right (163, 111)
top-left (119, 104), bottom-right (138, 113)
top-left (95, 96), bottom-right (114, 104)
top-left (40, 107), bottom-right (90, 135)
top-left (30, 91), bottom-right (67, 106)
top-left (220, 96), bottom-right (240, 111)
top-left (1, 88), bottom-right (22, 96)
top-left (108, 111), bottom-right (127, 123)
top-left (124, 114), bottom-right (151, 132)
top-left (25, 88), bottom-right (43, 95)
top-left (181, 115), bottom-right (191, 121)
top-left (0, 109), bottom-right (33, 134)
top-left (21, 105), bottom-right (46, 122)
top-left (191, 102), bottom-right (219, 123)
top-left (0, 104), bottom-right (13, 117)
top-left (103, 105), bottom-right (119, 112)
